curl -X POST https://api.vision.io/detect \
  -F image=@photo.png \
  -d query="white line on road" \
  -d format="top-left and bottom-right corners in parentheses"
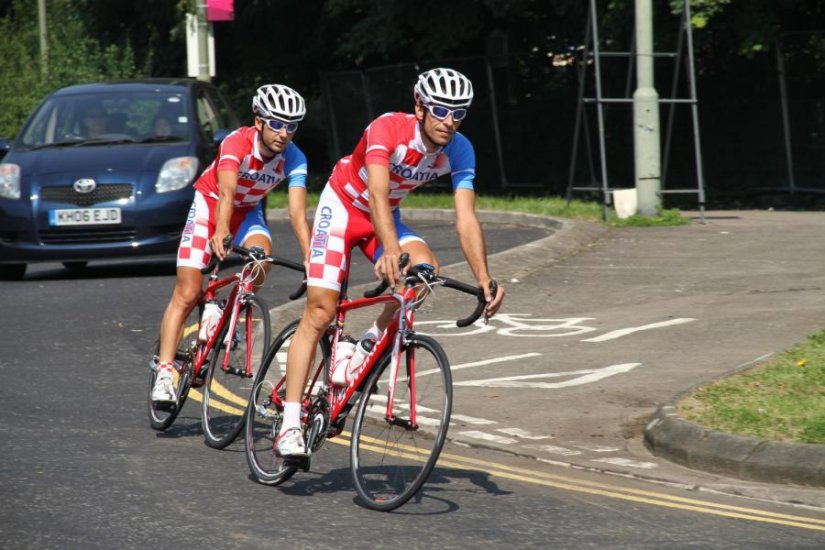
top-left (458, 431), bottom-right (517, 445)
top-left (592, 457), bottom-right (658, 469)
top-left (496, 427), bottom-right (552, 440)
top-left (454, 363), bottom-right (642, 389)
top-left (417, 352), bottom-right (542, 378)
top-left (528, 444), bottom-right (582, 456)
top-left (580, 318), bottom-right (696, 342)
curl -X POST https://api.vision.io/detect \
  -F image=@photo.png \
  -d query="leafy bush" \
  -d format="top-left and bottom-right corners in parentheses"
top-left (0, 0), bottom-right (137, 139)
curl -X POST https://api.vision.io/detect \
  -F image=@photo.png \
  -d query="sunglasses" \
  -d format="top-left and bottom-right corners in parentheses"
top-left (423, 103), bottom-right (468, 122)
top-left (261, 117), bottom-right (299, 133)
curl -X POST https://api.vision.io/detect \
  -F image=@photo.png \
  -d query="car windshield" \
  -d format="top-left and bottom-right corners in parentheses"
top-left (17, 90), bottom-right (191, 149)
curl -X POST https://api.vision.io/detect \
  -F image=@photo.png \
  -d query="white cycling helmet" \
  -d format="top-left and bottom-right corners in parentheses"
top-left (414, 68), bottom-right (474, 108)
top-left (252, 84), bottom-right (306, 123)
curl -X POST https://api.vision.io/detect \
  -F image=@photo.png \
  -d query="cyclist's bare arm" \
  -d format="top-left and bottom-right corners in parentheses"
top-left (367, 163), bottom-right (403, 286)
top-left (454, 187), bottom-right (505, 317)
top-left (287, 185), bottom-right (311, 269)
top-left (211, 169), bottom-right (239, 260)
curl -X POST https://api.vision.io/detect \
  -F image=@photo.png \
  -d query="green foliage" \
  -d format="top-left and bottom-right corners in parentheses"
top-left (610, 208), bottom-right (691, 227)
top-left (680, 328), bottom-right (825, 444)
top-left (0, 0), bottom-right (137, 139)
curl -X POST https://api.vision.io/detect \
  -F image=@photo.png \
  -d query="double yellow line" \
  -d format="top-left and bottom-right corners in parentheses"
top-left (333, 433), bottom-right (825, 531)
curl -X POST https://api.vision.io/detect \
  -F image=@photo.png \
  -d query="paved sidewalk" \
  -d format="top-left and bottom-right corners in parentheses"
top-left (269, 208), bottom-right (825, 509)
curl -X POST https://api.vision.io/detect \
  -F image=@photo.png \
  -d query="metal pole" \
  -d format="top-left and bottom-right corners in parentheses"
top-left (590, 0), bottom-right (612, 220)
top-left (683, 0), bottom-right (706, 220)
top-left (633, 0), bottom-right (662, 215)
top-left (38, 0), bottom-right (48, 77)
top-left (776, 38), bottom-right (796, 193)
top-left (196, 1), bottom-right (211, 82)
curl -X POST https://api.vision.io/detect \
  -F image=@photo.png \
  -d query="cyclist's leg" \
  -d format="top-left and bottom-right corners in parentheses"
top-left (278, 184), bottom-right (362, 455)
top-left (365, 210), bottom-right (438, 332)
top-left (236, 203), bottom-right (272, 290)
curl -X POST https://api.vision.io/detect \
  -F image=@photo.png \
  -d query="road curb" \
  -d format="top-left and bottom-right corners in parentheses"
top-left (644, 404), bottom-right (825, 487)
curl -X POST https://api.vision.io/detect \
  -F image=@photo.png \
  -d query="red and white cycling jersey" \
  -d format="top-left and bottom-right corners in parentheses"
top-left (194, 126), bottom-right (307, 209)
top-left (328, 112), bottom-right (475, 212)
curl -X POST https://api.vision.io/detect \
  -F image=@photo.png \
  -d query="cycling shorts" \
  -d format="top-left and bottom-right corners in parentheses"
top-left (176, 191), bottom-right (271, 269)
top-left (307, 184), bottom-right (424, 291)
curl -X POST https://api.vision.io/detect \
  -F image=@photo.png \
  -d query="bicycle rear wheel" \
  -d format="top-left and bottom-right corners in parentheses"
top-left (350, 334), bottom-right (452, 511)
top-left (202, 295), bottom-right (271, 449)
top-left (148, 304), bottom-right (202, 430)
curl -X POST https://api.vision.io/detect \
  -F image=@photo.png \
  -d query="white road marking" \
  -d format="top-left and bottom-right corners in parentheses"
top-left (454, 363), bottom-right (641, 389)
top-left (581, 318), bottom-right (696, 342)
top-left (528, 444), bottom-right (582, 456)
top-left (592, 457), bottom-right (658, 469)
top-left (458, 431), bottom-right (517, 444)
top-left (496, 427), bottom-right (551, 440)
top-left (569, 443), bottom-right (620, 452)
top-left (417, 352), bottom-right (541, 378)
top-left (453, 414), bottom-right (497, 425)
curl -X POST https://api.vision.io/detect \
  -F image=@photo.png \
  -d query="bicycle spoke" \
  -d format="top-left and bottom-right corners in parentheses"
top-left (350, 335), bottom-right (452, 511)
top-left (202, 295), bottom-right (270, 449)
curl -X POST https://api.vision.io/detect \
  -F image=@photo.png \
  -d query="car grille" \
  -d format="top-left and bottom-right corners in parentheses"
top-left (39, 227), bottom-right (137, 244)
top-left (40, 184), bottom-right (134, 207)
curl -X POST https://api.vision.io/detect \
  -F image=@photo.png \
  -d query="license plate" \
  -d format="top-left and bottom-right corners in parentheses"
top-left (49, 207), bottom-right (122, 226)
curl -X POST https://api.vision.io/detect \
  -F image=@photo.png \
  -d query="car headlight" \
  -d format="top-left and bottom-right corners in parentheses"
top-left (155, 156), bottom-right (198, 193)
top-left (0, 163), bottom-right (21, 199)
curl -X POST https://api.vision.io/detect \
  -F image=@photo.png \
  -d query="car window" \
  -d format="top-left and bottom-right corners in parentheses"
top-left (17, 91), bottom-right (192, 147)
top-left (204, 88), bottom-right (239, 129)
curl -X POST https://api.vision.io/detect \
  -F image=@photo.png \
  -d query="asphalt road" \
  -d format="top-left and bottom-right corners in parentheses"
top-left (1, 218), bottom-right (824, 549)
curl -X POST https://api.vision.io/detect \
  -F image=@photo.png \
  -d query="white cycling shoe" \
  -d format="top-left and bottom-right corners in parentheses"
top-left (276, 427), bottom-right (309, 458)
top-left (151, 369), bottom-right (178, 403)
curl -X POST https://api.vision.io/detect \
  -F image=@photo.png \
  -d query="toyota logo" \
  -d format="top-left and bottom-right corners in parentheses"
top-left (73, 179), bottom-right (97, 193)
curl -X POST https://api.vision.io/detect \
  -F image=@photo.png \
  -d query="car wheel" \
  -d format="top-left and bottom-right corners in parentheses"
top-left (0, 263), bottom-right (26, 280)
top-left (62, 261), bottom-right (88, 271)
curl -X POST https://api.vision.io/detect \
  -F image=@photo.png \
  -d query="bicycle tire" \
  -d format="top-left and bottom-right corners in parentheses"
top-left (245, 319), bottom-right (301, 485)
top-left (148, 304), bottom-right (202, 430)
top-left (350, 334), bottom-right (452, 511)
top-left (202, 295), bottom-right (271, 449)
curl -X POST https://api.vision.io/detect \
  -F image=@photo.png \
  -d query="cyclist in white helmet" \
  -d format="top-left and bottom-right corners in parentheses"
top-left (276, 67), bottom-right (505, 457)
top-left (152, 84), bottom-right (311, 404)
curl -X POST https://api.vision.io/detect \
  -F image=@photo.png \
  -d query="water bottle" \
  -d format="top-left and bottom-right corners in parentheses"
top-left (198, 301), bottom-right (223, 343)
top-left (331, 335), bottom-right (357, 386)
top-left (347, 337), bottom-right (376, 381)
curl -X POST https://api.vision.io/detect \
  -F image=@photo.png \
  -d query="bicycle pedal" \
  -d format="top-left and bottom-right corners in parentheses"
top-left (154, 401), bottom-right (178, 413)
top-left (283, 456), bottom-right (311, 472)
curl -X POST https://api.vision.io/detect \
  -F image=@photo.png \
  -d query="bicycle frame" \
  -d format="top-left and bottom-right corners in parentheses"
top-left (189, 269), bottom-right (248, 381)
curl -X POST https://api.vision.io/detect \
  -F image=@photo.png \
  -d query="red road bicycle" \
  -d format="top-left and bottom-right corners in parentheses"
top-left (245, 255), bottom-right (496, 511)
top-left (148, 242), bottom-right (305, 450)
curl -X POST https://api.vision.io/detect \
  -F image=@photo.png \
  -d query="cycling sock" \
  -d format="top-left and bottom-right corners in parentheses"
top-left (280, 401), bottom-right (301, 435)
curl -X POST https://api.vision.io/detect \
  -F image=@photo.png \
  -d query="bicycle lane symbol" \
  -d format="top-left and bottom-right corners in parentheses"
top-left (416, 313), bottom-right (696, 341)
top-left (415, 314), bottom-right (696, 390)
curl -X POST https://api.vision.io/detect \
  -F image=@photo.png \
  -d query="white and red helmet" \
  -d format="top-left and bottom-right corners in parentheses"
top-left (252, 84), bottom-right (306, 122)
top-left (414, 68), bottom-right (474, 108)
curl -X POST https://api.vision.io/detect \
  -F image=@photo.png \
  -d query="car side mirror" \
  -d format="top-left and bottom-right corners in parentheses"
top-left (0, 137), bottom-right (10, 159)
top-left (212, 129), bottom-right (231, 144)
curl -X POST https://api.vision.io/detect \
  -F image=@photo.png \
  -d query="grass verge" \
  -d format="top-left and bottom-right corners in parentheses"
top-left (267, 192), bottom-right (689, 227)
top-left (678, 330), bottom-right (825, 444)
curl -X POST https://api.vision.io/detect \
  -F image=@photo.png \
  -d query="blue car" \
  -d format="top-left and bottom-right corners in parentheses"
top-left (0, 79), bottom-right (240, 280)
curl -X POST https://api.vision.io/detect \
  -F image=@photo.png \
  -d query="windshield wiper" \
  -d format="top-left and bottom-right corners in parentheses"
top-left (138, 135), bottom-right (184, 144)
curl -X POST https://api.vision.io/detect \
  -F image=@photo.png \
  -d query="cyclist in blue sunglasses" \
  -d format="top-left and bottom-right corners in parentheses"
top-left (276, 68), bottom-right (506, 457)
top-left (152, 84), bottom-right (312, 404)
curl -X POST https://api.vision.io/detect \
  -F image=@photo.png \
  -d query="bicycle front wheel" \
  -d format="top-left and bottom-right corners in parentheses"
top-left (350, 334), bottom-right (452, 511)
top-left (246, 319), bottom-right (331, 485)
top-left (202, 295), bottom-right (271, 449)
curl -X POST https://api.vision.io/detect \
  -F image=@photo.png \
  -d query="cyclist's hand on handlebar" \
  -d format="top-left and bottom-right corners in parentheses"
top-left (210, 231), bottom-right (232, 261)
top-left (375, 248), bottom-right (405, 287)
top-left (481, 279), bottom-right (504, 320)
